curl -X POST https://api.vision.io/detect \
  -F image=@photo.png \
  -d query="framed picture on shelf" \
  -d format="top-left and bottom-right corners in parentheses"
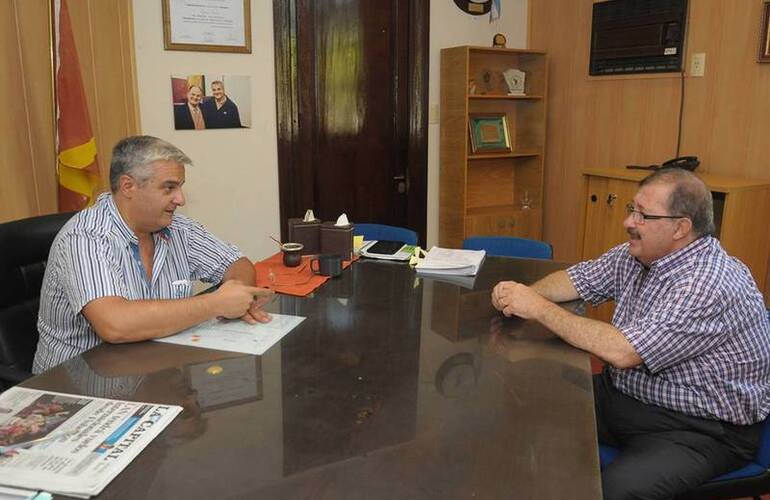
top-left (759, 1), bottom-right (770, 62)
top-left (468, 113), bottom-right (511, 153)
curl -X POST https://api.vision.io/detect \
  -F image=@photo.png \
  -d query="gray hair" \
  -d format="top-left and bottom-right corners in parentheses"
top-left (639, 167), bottom-right (715, 237)
top-left (109, 136), bottom-right (192, 192)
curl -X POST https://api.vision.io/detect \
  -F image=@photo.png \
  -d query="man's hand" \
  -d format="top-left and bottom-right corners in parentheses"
top-left (239, 288), bottom-right (274, 325)
top-left (213, 281), bottom-right (267, 319)
top-left (491, 280), bottom-right (550, 320)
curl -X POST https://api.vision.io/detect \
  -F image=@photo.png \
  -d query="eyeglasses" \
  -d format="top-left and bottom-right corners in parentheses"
top-left (624, 203), bottom-right (686, 225)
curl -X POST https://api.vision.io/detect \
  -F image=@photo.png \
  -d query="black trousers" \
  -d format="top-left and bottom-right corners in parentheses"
top-left (594, 369), bottom-right (761, 500)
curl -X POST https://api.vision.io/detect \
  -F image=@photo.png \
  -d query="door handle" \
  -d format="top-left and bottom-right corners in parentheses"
top-left (393, 175), bottom-right (407, 194)
top-left (607, 193), bottom-right (617, 206)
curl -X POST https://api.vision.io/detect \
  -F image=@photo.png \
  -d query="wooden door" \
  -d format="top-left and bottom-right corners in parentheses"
top-left (274, 0), bottom-right (428, 243)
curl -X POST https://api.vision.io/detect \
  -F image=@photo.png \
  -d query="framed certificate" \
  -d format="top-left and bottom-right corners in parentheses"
top-left (162, 0), bottom-right (252, 53)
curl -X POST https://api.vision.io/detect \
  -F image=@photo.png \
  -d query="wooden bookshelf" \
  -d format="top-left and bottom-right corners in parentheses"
top-left (439, 46), bottom-right (548, 248)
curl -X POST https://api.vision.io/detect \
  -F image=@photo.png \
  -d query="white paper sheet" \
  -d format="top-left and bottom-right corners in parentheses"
top-left (154, 314), bottom-right (305, 355)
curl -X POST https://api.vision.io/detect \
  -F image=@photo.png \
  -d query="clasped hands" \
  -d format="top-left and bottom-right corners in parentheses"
top-left (491, 280), bottom-right (549, 320)
top-left (214, 280), bottom-right (274, 324)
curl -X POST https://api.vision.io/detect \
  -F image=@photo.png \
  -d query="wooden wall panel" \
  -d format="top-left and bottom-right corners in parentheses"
top-left (529, 0), bottom-right (770, 266)
top-left (0, 0), bottom-right (139, 223)
top-left (0, 1), bottom-right (44, 220)
top-left (15, 1), bottom-right (58, 216)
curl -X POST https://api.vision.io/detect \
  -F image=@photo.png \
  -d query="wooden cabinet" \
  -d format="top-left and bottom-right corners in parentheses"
top-left (439, 46), bottom-right (548, 249)
top-left (580, 168), bottom-right (770, 314)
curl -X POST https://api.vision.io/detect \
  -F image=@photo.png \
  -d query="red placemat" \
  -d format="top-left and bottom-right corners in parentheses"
top-left (254, 253), bottom-right (354, 297)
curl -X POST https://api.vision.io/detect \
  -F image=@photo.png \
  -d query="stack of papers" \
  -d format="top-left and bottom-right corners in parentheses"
top-left (414, 247), bottom-right (486, 276)
top-left (0, 387), bottom-right (181, 498)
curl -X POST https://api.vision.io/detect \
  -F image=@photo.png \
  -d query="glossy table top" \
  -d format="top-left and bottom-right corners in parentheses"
top-left (25, 257), bottom-right (601, 499)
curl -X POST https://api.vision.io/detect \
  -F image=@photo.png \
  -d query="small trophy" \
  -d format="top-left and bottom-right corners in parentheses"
top-left (503, 68), bottom-right (526, 96)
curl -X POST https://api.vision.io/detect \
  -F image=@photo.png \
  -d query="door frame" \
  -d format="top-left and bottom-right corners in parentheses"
top-left (272, 0), bottom-right (429, 244)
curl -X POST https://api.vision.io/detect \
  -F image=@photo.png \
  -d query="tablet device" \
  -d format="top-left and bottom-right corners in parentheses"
top-left (365, 240), bottom-right (406, 255)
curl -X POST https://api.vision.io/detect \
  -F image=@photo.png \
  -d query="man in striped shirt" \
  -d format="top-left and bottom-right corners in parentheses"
top-left (33, 135), bottom-right (272, 373)
top-left (492, 168), bottom-right (770, 499)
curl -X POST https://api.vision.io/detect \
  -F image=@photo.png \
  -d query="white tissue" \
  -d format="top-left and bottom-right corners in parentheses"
top-left (303, 209), bottom-right (316, 222)
top-left (335, 213), bottom-right (350, 226)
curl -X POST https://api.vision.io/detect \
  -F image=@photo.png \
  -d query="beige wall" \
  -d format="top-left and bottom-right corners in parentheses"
top-left (132, 0), bottom-right (279, 261)
top-left (530, 0), bottom-right (770, 266)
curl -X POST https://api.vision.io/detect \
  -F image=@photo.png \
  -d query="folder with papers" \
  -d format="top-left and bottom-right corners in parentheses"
top-left (414, 247), bottom-right (486, 276)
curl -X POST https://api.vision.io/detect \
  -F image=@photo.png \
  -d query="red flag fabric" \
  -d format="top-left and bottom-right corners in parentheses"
top-left (55, 0), bottom-right (101, 212)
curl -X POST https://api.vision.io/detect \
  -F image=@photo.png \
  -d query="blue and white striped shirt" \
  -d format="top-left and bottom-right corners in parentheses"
top-left (33, 193), bottom-right (242, 373)
top-left (568, 236), bottom-right (770, 424)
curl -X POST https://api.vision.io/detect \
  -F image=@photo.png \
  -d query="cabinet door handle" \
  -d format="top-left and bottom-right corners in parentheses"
top-left (607, 193), bottom-right (617, 206)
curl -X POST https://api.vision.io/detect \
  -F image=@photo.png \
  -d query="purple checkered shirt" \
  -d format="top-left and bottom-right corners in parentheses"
top-left (567, 236), bottom-right (770, 425)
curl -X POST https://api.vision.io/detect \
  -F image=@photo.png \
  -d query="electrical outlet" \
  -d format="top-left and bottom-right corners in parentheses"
top-left (690, 53), bottom-right (706, 77)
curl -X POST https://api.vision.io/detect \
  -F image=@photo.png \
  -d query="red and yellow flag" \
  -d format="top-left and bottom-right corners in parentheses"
top-left (55, 0), bottom-right (100, 212)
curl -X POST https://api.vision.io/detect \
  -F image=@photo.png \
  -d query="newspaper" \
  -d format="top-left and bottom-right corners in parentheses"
top-left (0, 387), bottom-right (181, 498)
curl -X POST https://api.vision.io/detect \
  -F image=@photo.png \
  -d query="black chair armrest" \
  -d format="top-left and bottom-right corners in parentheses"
top-left (0, 365), bottom-right (33, 385)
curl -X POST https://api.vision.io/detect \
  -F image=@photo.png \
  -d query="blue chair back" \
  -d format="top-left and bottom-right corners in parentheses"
top-left (354, 223), bottom-right (418, 245)
top-left (462, 236), bottom-right (552, 259)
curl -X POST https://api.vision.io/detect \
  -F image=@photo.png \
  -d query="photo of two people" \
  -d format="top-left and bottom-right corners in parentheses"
top-left (171, 74), bottom-right (251, 130)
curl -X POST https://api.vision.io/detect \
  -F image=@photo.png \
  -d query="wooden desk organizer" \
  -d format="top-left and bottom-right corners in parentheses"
top-left (320, 222), bottom-right (353, 260)
top-left (287, 218), bottom-right (321, 255)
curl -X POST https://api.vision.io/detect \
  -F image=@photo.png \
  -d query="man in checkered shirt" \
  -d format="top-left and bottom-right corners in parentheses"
top-left (492, 168), bottom-right (770, 499)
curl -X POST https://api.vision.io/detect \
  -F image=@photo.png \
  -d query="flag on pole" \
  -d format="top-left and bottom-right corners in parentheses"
top-left (54, 0), bottom-right (101, 212)
top-left (490, 0), bottom-right (501, 23)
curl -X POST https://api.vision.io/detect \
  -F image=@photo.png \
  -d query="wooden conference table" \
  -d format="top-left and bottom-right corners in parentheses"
top-left (24, 257), bottom-right (601, 499)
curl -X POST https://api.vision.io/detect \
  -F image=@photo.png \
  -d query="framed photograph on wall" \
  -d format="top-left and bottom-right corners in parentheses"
top-left (468, 113), bottom-right (511, 153)
top-left (759, 1), bottom-right (770, 62)
top-left (162, 0), bottom-right (251, 53)
top-left (171, 74), bottom-right (251, 130)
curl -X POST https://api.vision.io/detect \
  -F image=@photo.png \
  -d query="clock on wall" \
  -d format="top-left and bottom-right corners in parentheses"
top-left (454, 0), bottom-right (492, 16)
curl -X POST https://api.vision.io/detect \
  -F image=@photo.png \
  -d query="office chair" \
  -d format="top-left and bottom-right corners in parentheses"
top-left (0, 211), bottom-right (75, 389)
top-left (600, 311), bottom-right (770, 500)
top-left (353, 223), bottom-right (418, 245)
top-left (462, 236), bottom-right (553, 260)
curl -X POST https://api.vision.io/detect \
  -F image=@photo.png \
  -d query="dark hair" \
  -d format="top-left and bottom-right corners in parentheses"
top-left (639, 168), bottom-right (715, 236)
top-left (109, 136), bottom-right (192, 192)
